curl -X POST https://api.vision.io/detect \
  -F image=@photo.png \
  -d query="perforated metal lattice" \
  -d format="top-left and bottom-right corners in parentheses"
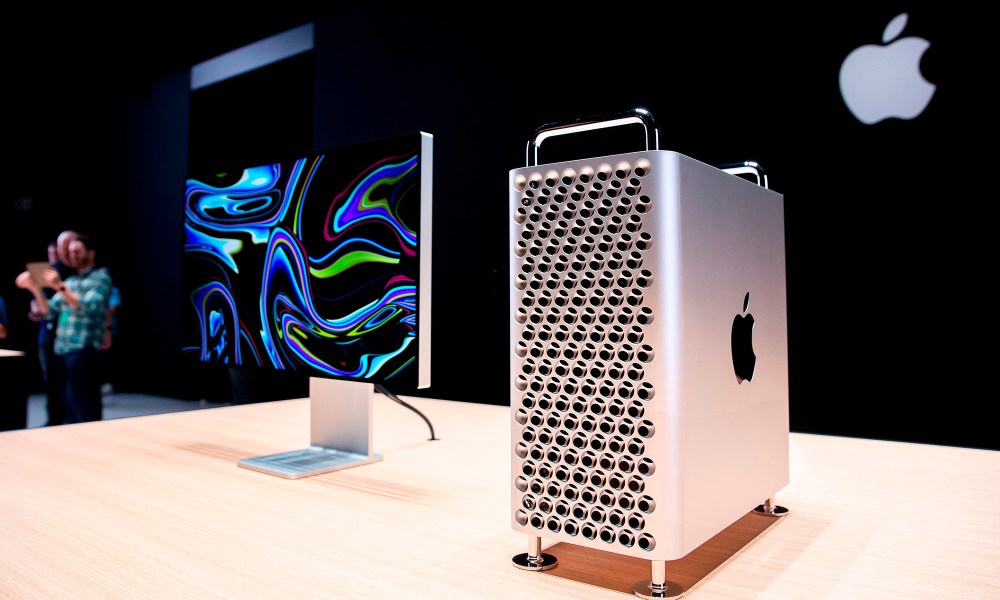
top-left (511, 157), bottom-right (660, 552)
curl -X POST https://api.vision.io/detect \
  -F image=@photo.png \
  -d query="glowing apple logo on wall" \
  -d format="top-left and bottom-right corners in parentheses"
top-left (839, 13), bottom-right (936, 125)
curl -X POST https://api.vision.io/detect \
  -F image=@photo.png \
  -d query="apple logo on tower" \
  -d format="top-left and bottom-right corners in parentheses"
top-left (839, 12), bottom-right (936, 125)
top-left (731, 292), bottom-right (756, 384)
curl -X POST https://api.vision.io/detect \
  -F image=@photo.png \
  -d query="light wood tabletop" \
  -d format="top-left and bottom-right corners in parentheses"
top-left (0, 395), bottom-right (997, 599)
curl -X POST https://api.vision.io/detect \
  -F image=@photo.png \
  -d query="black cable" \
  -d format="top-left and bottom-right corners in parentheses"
top-left (374, 384), bottom-right (438, 441)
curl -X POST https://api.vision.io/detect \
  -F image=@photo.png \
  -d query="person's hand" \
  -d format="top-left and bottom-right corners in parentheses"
top-left (27, 299), bottom-right (43, 322)
top-left (42, 268), bottom-right (62, 290)
top-left (15, 271), bottom-right (36, 290)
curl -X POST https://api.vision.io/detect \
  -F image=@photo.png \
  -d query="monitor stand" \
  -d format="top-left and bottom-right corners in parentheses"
top-left (237, 377), bottom-right (382, 479)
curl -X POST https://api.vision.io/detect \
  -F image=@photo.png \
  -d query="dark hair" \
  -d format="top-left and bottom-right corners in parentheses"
top-left (74, 234), bottom-right (97, 253)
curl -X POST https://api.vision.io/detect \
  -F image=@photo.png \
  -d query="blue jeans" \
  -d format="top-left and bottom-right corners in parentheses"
top-left (56, 346), bottom-right (102, 424)
top-left (38, 323), bottom-right (65, 425)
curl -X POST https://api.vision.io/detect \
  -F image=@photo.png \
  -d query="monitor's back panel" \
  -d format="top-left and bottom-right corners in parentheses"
top-left (508, 150), bottom-right (788, 561)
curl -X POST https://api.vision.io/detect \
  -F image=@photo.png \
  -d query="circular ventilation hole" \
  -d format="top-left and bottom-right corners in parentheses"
top-left (609, 509), bottom-right (626, 527)
top-left (598, 417), bottom-right (615, 435)
top-left (626, 401), bottom-right (644, 419)
top-left (598, 526), bottom-right (616, 544)
top-left (633, 158), bottom-right (651, 177)
top-left (596, 163), bottom-right (612, 181)
top-left (627, 439), bottom-right (645, 456)
top-left (599, 453), bottom-right (616, 471)
top-left (528, 445), bottom-right (544, 461)
top-left (538, 498), bottom-right (553, 514)
top-left (564, 520), bottom-right (579, 536)
top-left (564, 484), bottom-right (579, 501)
top-left (546, 516), bottom-right (562, 533)
top-left (608, 399), bottom-right (626, 417)
top-left (637, 345), bottom-right (655, 363)
top-left (513, 174), bottom-right (528, 191)
top-left (614, 160), bottom-right (631, 179)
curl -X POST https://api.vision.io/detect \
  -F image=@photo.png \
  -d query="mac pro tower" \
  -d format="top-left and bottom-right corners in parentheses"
top-left (509, 109), bottom-right (788, 598)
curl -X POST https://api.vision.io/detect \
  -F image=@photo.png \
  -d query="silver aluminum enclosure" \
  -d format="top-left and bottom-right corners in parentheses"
top-left (509, 140), bottom-right (789, 565)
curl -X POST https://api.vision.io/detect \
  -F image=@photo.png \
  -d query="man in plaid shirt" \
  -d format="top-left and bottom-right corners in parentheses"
top-left (15, 234), bottom-right (113, 423)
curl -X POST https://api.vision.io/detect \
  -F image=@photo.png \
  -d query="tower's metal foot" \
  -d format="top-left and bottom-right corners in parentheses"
top-left (633, 560), bottom-right (683, 599)
top-left (753, 496), bottom-right (789, 517)
top-left (512, 534), bottom-right (557, 571)
top-left (633, 580), bottom-right (684, 599)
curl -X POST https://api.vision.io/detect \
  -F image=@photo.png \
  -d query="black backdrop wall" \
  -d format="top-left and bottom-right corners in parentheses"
top-left (2, 4), bottom-right (992, 450)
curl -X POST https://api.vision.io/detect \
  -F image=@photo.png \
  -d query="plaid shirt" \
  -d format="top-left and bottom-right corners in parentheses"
top-left (48, 266), bottom-right (113, 355)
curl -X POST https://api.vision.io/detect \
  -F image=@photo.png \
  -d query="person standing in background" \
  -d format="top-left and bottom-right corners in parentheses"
top-left (54, 230), bottom-right (77, 273)
top-left (16, 234), bottom-right (111, 424)
top-left (29, 235), bottom-right (77, 426)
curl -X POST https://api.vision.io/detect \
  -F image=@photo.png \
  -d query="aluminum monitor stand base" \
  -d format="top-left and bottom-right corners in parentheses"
top-left (238, 377), bottom-right (382, 479)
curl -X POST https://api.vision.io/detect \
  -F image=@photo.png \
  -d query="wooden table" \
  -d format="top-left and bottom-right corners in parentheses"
top-left (1, 395), bottom-right (997, 599)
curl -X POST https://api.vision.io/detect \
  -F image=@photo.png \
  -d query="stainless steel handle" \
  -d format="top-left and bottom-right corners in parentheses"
top-left (526, 107), bottom-right (660, 167)
top-left (717, 161), bottom-right (768, 189)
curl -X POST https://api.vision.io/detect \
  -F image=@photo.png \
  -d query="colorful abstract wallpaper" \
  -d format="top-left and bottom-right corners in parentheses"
top-left (180, 133), bottom-right (427, 386)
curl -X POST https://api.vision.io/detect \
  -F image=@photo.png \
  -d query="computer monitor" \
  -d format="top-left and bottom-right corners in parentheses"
top-left (180, 131), bottom-right (433, 477)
